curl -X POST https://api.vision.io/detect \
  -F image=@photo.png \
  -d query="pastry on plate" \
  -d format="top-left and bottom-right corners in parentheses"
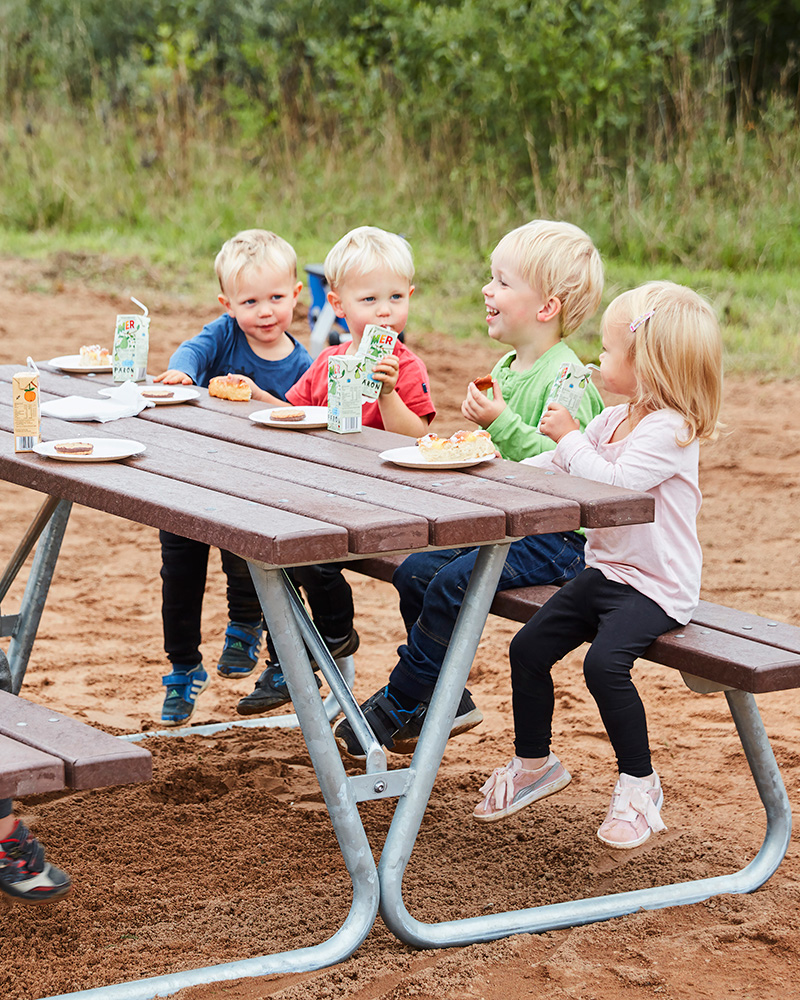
top-left (209, 374), bottom-right (251, 401)
top-left (80, 345), bottom-right (111, 366)
top-left (140, 388), bottom-right (175, 399)
top-left (53, 440), bottom-right (94, 455)
top-left (416, 429), bottom-right (495, 463)
top-left (271, 408), bottom-right (306, 422)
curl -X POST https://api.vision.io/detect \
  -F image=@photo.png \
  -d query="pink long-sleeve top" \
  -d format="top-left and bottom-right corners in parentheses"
top-left (523, 405), bottom-right (702, 624)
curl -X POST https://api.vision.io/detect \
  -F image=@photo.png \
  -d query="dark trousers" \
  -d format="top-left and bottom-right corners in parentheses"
top-left (159, 531), bottom-right (355, 666)
top-left (509, 568), bottom-right (680, 777)
top-left (0, 798), bottom-right (12, 820)
top-left (160, 531), bottom-right (263, 666)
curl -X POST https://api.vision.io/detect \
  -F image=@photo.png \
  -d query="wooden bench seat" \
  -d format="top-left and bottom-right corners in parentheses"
top-left (0, 691), bottom-right (152, 798)
top-left (348, 555), bottom-right (800, 695)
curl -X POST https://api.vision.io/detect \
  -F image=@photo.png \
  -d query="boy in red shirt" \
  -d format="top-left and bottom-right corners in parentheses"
top-left (236, 226), bottom-right (436, 714)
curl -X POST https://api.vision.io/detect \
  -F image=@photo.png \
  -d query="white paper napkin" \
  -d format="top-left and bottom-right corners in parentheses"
top-left (40, 381), bottom-right (154, 422)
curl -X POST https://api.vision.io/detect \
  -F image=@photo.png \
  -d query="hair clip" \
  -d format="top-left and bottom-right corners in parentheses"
top-left (630, 310), bottom-right (655, 333)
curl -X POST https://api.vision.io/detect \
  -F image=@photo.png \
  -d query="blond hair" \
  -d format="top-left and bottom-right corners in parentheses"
top-left (603, 281), bottom-right (723, 444)
top-left (324, 226), bottom-right (414, 290)
top-left (215, 229), bottom-right (297, 296)
top-left (491, 220), bottom-right (603, 335)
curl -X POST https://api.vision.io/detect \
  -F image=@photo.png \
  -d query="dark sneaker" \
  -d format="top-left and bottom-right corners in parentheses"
top-left (216, 621), bottom-right (262, 678)
top-left (393, 689), bottom-right (483, 754)
top-left (236, 663), bottom-right (322, 715)
top-left (236, 629), bottom-right (359, 716)
top-left (333, 687), bottom-right (483, 761)
top-left (0, 821), bottom-right (71, 904)
top-left (310, 628), bottom-right (360, 669)
top-left (161, 665), bottom-right (210, 726)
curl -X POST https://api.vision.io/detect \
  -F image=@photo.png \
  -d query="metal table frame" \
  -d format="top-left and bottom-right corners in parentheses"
top-left (6, 501), bottom-right (791, 1000)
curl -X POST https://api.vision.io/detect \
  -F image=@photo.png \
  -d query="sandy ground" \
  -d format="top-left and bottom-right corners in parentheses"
top-left (2, 256), bottom-right (800, 1000)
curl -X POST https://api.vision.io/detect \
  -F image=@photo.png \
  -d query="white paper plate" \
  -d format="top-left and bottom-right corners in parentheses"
top-left (33, 438), bottom-right (147, 463)
top-left (99, 385), bottom-right (200, 405)
top-left (249, 406), bottom-right (329, 429)
top-left (379, 446), bottom-right (496, 470)
top-left (49, 354), bottom-right (113, 374)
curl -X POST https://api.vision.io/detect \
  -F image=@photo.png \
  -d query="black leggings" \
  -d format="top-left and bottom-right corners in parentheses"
top-left (0, 798), bottom-right (12, 820)
top-left (510, 568), bottom-right (680, 777)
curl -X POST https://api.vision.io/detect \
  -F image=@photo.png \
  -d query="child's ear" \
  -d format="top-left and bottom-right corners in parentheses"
top-left (538, 295), bottom-right (562, 321)
top-left (292, 281), bottom-right (303, 303)
top-left (328, 289), bottom-right (346, 319)
top-left (218, 293), bottom-right (234, 316)
top-left (409, 284), bottom-right (416, 298)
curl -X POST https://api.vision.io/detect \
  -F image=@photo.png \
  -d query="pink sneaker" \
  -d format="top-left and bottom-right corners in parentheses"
top-left (597, 772), bottom-right (666, 849)
top-left (472, 754), bottom-right (571, 823)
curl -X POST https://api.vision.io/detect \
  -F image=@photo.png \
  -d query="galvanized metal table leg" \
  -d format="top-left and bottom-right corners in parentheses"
top-left (42, 565), bottom-right (380, 1000)
top-left (4, 498), bottom-right (72, 694)
top-left (379, 614), bottom-right (792, 946)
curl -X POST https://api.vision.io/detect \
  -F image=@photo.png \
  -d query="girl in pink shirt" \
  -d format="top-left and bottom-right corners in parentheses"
top-left (473, 281), bottom-right (723, 848)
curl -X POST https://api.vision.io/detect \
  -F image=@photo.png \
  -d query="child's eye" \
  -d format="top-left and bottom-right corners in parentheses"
top-left (390, 293), bottom-right (404, 301)
top-left (361, 296), bottom-right (376, 303)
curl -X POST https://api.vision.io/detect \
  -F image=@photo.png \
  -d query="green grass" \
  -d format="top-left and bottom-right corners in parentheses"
top-left (2, 113), bottom-right (798, 378)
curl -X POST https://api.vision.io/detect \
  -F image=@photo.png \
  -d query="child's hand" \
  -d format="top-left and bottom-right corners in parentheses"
top-left (373, 353), bottom-right (400, 396)
top-left (539, 403), bottom-right (579, 442)
top-left (231, 374), bottom-right (265, 401)
top-left (461, 378), bottom-right (505, 427)
top-left (154, 369), bottom-right (193, 385)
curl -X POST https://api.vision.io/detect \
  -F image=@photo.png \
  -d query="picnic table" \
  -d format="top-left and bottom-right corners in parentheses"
top-left (0, 362), bottom-right (792, 1000)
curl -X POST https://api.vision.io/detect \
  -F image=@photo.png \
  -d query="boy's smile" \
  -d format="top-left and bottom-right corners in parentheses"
top-left (482, 254), bottom-right (548, 347)
top-left (219, 262), bottom-right (302, 354)
top-left (328, 268), bottom-right (414, 344)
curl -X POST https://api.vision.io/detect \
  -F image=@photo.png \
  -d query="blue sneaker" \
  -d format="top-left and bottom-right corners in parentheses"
top-left (216, 621), bottom-right (262, 678)
top-left (161, 665), bottom-right (210, 726)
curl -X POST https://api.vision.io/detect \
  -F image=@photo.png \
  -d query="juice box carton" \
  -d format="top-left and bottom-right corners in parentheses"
top-left (113, 297), bottom-right (150, 383)
top-left (538, 362), bottom-right (599, 432)
top-left (327, 355), bottom-right (365, 434)
top-left (13, 359), bottom-right (41, 452)
top-left (356, 324), bottom-right (398, 400)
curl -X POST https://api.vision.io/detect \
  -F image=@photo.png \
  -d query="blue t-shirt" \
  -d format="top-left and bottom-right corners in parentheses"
top-left (168, 314), bottom-right (311, 400)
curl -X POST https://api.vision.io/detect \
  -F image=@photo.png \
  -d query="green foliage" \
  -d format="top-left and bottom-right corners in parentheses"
top-left (1, 1), bottom-right (799, 374)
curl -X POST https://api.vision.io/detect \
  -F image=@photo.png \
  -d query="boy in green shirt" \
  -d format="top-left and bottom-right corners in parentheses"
top-left (335, 220), bottom-right (605, 760)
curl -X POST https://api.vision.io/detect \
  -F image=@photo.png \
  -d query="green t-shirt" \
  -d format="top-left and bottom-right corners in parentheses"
top-left (486, 341), bottom-right (604, 462)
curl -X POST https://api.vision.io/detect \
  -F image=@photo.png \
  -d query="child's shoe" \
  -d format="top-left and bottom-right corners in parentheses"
top-left (216, 621), bottom-right (262, 678)
top-left (236, 663), bottom-right (322, 715)
top-left (472, 754), bottom-right (571, 822)
top-left (333, 686), bottom-right (482, 761)
top-left (596, 771), bottom-right (666, 849)
top-left (161, 665), bottom-right (209, 726)
top-left (236, 629), bottom-right (359, 715)
top-left (0, 821), bottom-right (71, 904)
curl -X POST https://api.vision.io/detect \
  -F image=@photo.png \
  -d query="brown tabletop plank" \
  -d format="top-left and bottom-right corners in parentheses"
top-left (22, 368), bottom-right (582, 537)
top-left (119, 403), bottom-right (583, 537)
top-left (0, 735), bottom-right (66, 797)
top-left (0, 422), bottom-right (350, 566)
top-left (101, 418), bottom-right (507, 549)
top-left (0, 693), bottom-right (152, 790)
top-left (112, 420), bottom-right (433, 554)
top-left (17, 368), bottom-right (640, 535)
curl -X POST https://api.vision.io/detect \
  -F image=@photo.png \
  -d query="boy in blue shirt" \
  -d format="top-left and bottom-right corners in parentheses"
top-left (153, 229), bottom-right (311, 725)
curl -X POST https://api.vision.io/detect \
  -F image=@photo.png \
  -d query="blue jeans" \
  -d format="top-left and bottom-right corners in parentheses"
top-left (389, 531), bottom-right (586, 701)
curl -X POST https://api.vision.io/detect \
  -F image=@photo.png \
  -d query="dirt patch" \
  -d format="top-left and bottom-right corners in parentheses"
top-left (2, 259), bottom-right (800, 999)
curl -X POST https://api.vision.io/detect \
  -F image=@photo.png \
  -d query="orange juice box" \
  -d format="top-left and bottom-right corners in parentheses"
top-left (327, 355), bottom-right (364, 433)
top-left (356, 324), bottom-right (398, 400)
top-left (13, 363), bottom-right (41, 452)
